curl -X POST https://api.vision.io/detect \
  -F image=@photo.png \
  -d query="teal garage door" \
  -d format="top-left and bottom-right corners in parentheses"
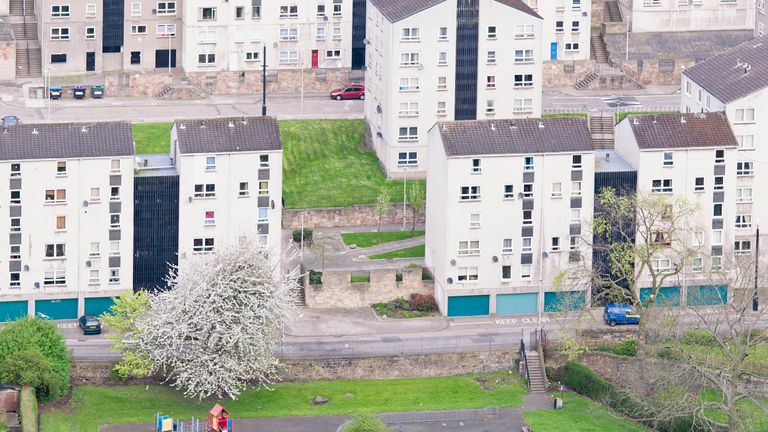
top-left (0, 301), bottom-right (28, 322)
top-left (84, 297), bottom-right (116, 316)
top-left (544, 291), bottom-right (586, 312)
top-left (496, 293), bottom-right (538, 315)
top-left (35, 298), bottom-right (78, 320)
top-left (447, 295), bottom-right (490, 317)
top-left (687, 285), bottom-right (727, 306)
top-left (639, 287), bottom-right (681, 307)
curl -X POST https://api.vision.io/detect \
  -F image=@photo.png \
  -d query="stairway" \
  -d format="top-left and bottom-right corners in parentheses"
top-left (591, 34), bottom-right (610, 64)
top-left (575, 70), bottom-right (599, 90)
top-left (10, 22), bottom-right (37, 40)
top-left (605, 1), bottom-right (622, 22)
top-left (28, 46), bottom-right (42, 77)
top-left (526, 351), bottom-right (547, 394)
top-left (9, 0), bottom-right (41, 79)
top-left (295, 286), bottom-right (306, 306)
top-left (9, 0), bottom-right (34, 15)
top-left (589, 115), bottom-right (615, 149)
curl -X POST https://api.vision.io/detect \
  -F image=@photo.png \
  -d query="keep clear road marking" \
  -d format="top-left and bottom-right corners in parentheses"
top-left (450, 316), bottom-right (552, 326)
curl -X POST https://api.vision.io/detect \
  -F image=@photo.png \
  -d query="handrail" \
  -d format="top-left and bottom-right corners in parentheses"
top-left (536, 328), bottom-right (549, 389)
top-left (519, 339), bottom-right (531, 390)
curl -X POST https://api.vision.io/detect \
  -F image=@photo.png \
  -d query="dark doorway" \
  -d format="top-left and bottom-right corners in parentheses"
top-left (86, 52), bottom-right (95, 71)
top-left (155, 49), bottom-right (177, 68)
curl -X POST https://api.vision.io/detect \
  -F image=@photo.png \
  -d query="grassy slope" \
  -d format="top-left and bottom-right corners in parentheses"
top-left (369, 244), bottom-right (425, 260)
top-left (41, 373), bottom-right (526, 432)
top-left (132, 122), bottom-right (173, 154)
top-left (523, 393), bottom-right (649, 432)
top-left (341, 231), bottom-right (425, 248)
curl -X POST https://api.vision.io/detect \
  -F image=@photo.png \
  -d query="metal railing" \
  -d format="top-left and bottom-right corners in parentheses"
top-left (519, 339), bottom-right (531, 390)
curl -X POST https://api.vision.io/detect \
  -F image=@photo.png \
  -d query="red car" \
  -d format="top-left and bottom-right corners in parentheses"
top-left (330, 85), bottom-right (365, 100)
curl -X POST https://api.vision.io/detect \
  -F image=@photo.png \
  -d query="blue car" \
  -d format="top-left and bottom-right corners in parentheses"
top-left (603, 304), bottom-right (640, 327)
top-left (78, 314), bottom-right (102, 335)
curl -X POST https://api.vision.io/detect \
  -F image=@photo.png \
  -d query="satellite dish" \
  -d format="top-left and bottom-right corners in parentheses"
top-left (447, 277), bottom-right (453, 284)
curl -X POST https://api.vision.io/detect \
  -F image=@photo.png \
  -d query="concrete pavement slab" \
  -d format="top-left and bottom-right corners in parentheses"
top-left (286, 307), bottom-right (447, 337)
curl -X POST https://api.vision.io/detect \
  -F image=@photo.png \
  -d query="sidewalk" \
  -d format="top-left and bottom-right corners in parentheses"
top-left (546, 84), bottom-right (681, 97)
top-left (286, 307), bottom-right (447, 337)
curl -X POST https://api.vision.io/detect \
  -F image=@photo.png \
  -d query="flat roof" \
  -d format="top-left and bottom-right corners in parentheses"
top-left (595, 150), bottom-right (634, 172)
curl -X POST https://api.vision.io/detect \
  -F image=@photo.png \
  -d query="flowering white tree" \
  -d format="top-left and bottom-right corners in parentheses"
top-left (138, 239), bottom-right (299, 400)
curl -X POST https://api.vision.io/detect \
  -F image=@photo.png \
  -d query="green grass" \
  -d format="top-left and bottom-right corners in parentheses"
top-left (369, 244), bottom-right (425, 260)
top-left (132, 122), bottom-right (173, 154)
top-left (350, 275), bottom-right (370, 283)
top-left (615, 111), bottom-right (678, 124)
top-left (700, 390), bottom-right (767, 431)
top-left (523, 392), bottom-right (649, 432)
top-left (542, 113), bottom-right (588, 119)
top-left (41, 373), bottom-right (527, 432)
top-left (20, 386), bottom-right (37, 432)
top-left (341, 231), bottom-right (425, 248)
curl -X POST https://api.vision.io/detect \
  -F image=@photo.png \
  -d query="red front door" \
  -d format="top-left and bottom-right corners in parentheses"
top-left (311, 50), bottom-right (319, 69)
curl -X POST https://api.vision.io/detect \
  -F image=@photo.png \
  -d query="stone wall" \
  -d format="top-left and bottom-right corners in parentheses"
top-left (283, 204), bottom-right (425, 229)
top-left (0, 40), bottom-right (15, 81)
top-left (591, 1), bottom-right (606, 29)
top-left (542, 60), bottom-right (597, 88)
top-left (104, 73), bottom-right (174, 97)
top-left (305, 267), bottom-right (433, 309)
top-left (620, 58), bottom-right (692, 86)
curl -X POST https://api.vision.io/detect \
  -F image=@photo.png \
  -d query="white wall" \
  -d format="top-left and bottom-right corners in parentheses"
top-left (524, 0), bottom-right (592, 61)
top-left (624, 0), bottom-right (754, 33)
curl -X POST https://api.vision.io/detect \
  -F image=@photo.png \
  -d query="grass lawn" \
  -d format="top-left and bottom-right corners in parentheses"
top-left (132, 122), bottom-right (173, 154)
top-left (41, 373), bottom-right (527, 432)
top-left (350, 275), bottom-right (370, 283)
top-left (615, 111), bottom-right (678, 124)
top-left (341, 230), bottom-right (425, 248)
top-left (369, 244), bottom-right (425, 260)
top-left (701, 390), bottom-right (768, 431)
top-left (523, 392), bottom-right (649, 432)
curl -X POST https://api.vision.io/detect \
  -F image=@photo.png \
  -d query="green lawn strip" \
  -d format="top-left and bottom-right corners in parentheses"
top-left (350, 275), bottom-right (370, 283)
top-left (369, 244), bottom-right (425, 260)
top-left (341, 231), bottom-right (425, 248)
top-left (541, 113), bottom-right (588, 119)
top-left (701, 390), bottom-right (768, 431)
top-left (41, 373), bottom-right (526, 432)
top-left (132, 122), bottom-right (173, 154)
top-left (523, 392), bottom-right (649, 432)
top-left (615, 111), bottom-right (679, 124)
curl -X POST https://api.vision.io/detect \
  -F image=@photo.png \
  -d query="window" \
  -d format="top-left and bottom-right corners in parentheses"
top-left (86, 3), bottom-right (96, 17)
top-left (332, 0), bottom-right (342, 16)
top-left (205, 156), bottom-right (216, 171)
top-left (712, 256), bottom-right (722, 271)
top-left (564, 43), bottom-right (580, 52)
top-left (238, 182), bottom-right (249, 197)
top-left (51, 5), bottom-right (70, 17)
top-left (460, 186), bottom-right (480, 200)
top-left (513, 98), bottom-right (533, 114)
top-left (651, 179), bottom-right (673, 193)
top-left (521, 264), bottom-right (532, 279)
top-left (242, 51), bottom-right (260, 62)
top-left (551, 237), bottom-right (561, 251)
top-left (399, 77), bottom-right (419, 92)
top-left (332, 26), bottom-right (341, 40)
top-left (85, 26), bottom-right (96, 39)
top-left (692, 231), bottom-right (704, 247)
top-left (131, 25), bottom-right (147, 35)
top-left (714, 176), bottom-right (724, 191)
top-left (692, 257), bottom-right (703, 272)
top-left (570, 209), bottom-right (581, 223)
top-left (317, 3), bottom-right (325, 16)
top-left (401, 27), bottom-right (420, 41)
top-left (44, 189), bottom-right (67, 204)
top-left (44, 271), bottom-right (66, 286)
top-left (470, 159), bottom-right (481, 174)
top-left (198, 53), bottom-right (216, 65)
top-left (10, 218), bottom-right (20, 233)
top-left (522, 237), bottom-right (532, 253)
top-left (50, 27), bottom-right (70, 40)
top-left (438, 51), bottom-right (448, 66)
top-left (485, 100), bottom-right (495, 115)
top-left (522, 210), bottom-right (533, 225)
top-left (486, 75), bottom-right (496, 89)
top-left (522, 183), bottom-right (534, 198)
top-left (571, 20), bottom-right (580, 32)
top-left (131, 2), bottom-right (141, 15)
top-left (735, 240), bottom-right (752, 255)
top-left (109, 268), bottom-right (120, 283)
top-left (110, 241), bottom-right (120, 256)
top-left (652, 258), bottom-right (673, 273)
top-left (737, 161), bottom-right (754, 176)
top-left (523, 156), bottom-right (534, 171)
top-left (202, 210), bottom-right (216, 226)
top-left (514, 74), bottom-right (533, 87)
top-left (235, 6), bottom-right (244, 18)
top-left (56, 216), bottom-right (66, 231)
top-left (652, 231), bottom-right (672, 246)
top-left (252, 5), bottom-right (261, 17)
top-left (555, 20), bottom-right (564, 32)
top-left (685, 80), bottom-right (692, 95)
top-left (437, 76), bottom-right (447, 91)
top-left (713, 203), bottom-right (723, 218)
top-left (89, 270), bottom-right (100, 284)
top-left (438, 27), bottom-right (448, 40)
top-left (279, 26), bottom-right (299, 41)
top-left (570, 236), bottom-right (579, 250)
top-left (10, 163), bottom-right (20, 177)
top-left (694, 177), bottom-right (705, 192)
top-left (89, 242), bottom-right (100, 257)
top-left (198, 6), bottom-right (216, 20)
top-left (198, 30), bottom-right (217, 43)
top-left (514, 49), bottom-right (534, 64)
top-left (194, 184), bottom-right (216, 198)
top-left (10, 245), bottom-right (20, 260)
top-left (260, 154), bottom-right (269, 168)
top-left (571, 181), bottom-right (582, 196)
top-left (157, 1), bottom-right (176, 14)
top-left (398, 127), bottom-right (418, 141)
top-left (50, 53), bottom-right (67, 63)
top-left (457, 267), bottom-right (478, 281)
top-left (193, 238), bottom-right (215, 252)
top-left (436, 101), bottom-right (447, 116)
top-left (397, 152), bottom-right (418, 166)
top-left (487, 25), bottom-right (497, 39)
top-left (712, 229), bottom-right (723, 245)
top-left (458, 241), bottom-right (480, 256)
top-left (572, 155), bottom-right (582, 168)
top-left (315, 27), bottom-right (325, 40)
top-left (552, 182), bottom-right (562, 198)
top-left (110, 159), bottom-right (121, 173)
top-left (89, 187), bottom-right (100, 202)
top-left (735, 214), bottom-right (752, 229)
top-left (486, 51), bottom-right (496, 64)
top-left (326, 49), bottom-right (342, 59)
top-left (258, 181), bottom-right (269, 195)
top-left (502, 238), bottom-right (513, 253)
top-left (734, 108), bottom-right (755, 123)
top-left (501, 265), bottom-right (512, 280)
top-left (663, 151), bottom-right (673, 166)
top-left (110, 214), bottom-right (121, 229)
top-left (9, 190), bottom-right (20, 205)
top-left (44, 244), bottom-right (66, 258)
top-left (279, 50), bottom-right (298, 64)
top-left (714, 149), bottom-right (725, 164)
top-left (503, 184), bottom-right (514, 199)
top-left (737, 135), bottom-right (755, 150)
top-left (9, 273), bottom-right (20, 288)
top-left (470, 213), bottom-right (481, 229)
top-left (514, 24), bottom-right (534, 38)
top-left (110, 186), bottom-right (120, 201)
top-left (736, 187), bottom-right (753, 203)
top-left (398, 102), bottom-right (419, 117)
top-left (400, 52), bottom-right (420, 66)
top-left (256, 207), bottom-right (268, 224)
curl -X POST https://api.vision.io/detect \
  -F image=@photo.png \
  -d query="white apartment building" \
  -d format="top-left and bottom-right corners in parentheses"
top-left (614, 112), bottom-right (740, 306)
top-left (0, 122), bottom-right (134, 322)
top-left (758, 0), bottom-right (768, 36)
top-left (523, 0), bottom-right (592, 61)
top-left (426, 117), bottom-right (594, 317)
top-left (181, 0), bottom-right (353, 72)
top-left (172, 116), bottom-right (283, 265)
top-left (619, 0), bottom-right (754, 33)
top-left (365, 0), bottom-right (543, 178)
top-left (681, 37), bottom-right (768, 264)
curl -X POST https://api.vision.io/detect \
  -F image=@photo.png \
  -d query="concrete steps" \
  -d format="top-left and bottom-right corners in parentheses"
top-left (9, 0), bottom-right (34, 15)
top-left (10, 22), bottom-right (37, 40)
top-left (575, 70), bottom-right (599, 90)
top-left (605, 0), bottom-right (622, 22)
top-left (526, 352), bottom-right (547, 394)
top-left (591, 34), bottom-right (610, 64)
top-left (589, 115), bottom-right (615, 149)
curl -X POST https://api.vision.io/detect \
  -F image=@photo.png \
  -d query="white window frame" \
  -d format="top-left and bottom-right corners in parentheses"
top-left (458, 240), bottom-right (480, 256)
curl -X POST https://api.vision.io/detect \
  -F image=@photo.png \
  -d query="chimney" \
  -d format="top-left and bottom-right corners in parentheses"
top-left (228, 121), bottom-right (235, 128)
top-left (605, 152), bottom-right (611, 161)
top-left (491, 123), bottom-right (496, 131)
top-left (32, 128), bottom-right (38, 134)
top-left (633, 117), bottom-right (639, 125)
top-left (681, 116), bottom-right (687, 124)
top-left (538, 121), bottom-right (544, 129)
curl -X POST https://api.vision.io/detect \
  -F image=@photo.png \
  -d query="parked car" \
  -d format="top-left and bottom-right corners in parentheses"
top-left (330, 85), bottom-right (365, 100)
top-left (1, 116), bottom-right (19, 126)
top-left (78, 314), bottom-right (102, 335)
top-left (603, 304), bottom-right (640, 327)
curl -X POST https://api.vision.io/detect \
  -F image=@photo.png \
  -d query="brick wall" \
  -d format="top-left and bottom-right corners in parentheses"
top-left (305, 267), bottom-right (433, 309)
top-left (620, 58), bottom-right (693, 86)
top-left (283, 204), bottom-right (425, 229)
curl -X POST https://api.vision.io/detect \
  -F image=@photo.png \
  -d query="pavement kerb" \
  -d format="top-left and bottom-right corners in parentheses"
top-left (283, 316), bottom-right (450, 338)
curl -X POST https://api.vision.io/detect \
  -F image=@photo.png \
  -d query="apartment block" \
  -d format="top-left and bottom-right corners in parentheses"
top-left (181, 0), bottom-right (353, 73)
top-left (123, 0), bottom-right (184, 71)
top-left (523, 0), bottom-right (592, 61)
top-left (619, 0), bottom-right (754, 33)
top-left (614, 112), bottom-right (740, 306)
top-left (0, 122), bottom-right (135, 321)
top-left (365, 0), bottom-right (544, 179)
top-left (426, 117), bottom-right (594, 317)
top-left (758, 0), bottom-right (767, 36)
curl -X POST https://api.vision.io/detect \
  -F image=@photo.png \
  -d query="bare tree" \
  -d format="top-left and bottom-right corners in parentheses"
top-left (137, 238), bottom-right (299, 400)
top-left (407, 182), bottom-right (425, 232)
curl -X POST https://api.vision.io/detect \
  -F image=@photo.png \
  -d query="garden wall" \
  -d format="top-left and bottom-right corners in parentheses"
top-left (282, 204), bottom-right (425, 229)
top-left (304, 267), bottom-right (433, 309)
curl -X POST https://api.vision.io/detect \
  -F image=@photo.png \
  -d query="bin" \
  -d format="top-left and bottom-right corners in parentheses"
top-left (91, 85), bottom-right (104, 99)
top-left (73, 85), bottom-right (86, 99)
top-left (49, 86), bottom-right (62, 100)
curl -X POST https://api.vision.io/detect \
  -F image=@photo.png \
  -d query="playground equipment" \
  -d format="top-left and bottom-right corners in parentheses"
top-left (155, 405), bottom-right (233, 432)
top-left (208, 404), bottom-right (233, 432)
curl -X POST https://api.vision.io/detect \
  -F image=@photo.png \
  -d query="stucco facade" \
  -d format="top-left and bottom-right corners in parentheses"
top-left (523, 0), bottom-right (592, 61)
top-left (619, 0), bottom-right (754, 33)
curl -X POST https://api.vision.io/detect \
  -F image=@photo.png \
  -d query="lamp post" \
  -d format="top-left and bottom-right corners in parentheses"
top-left (261, 44), bottom-right (267, 116)
top-left (754, 224), bottom-right (760, 311)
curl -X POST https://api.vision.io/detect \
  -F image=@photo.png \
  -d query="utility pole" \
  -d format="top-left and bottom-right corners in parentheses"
top-left (261, 45), bottom-right (267, 116)
top-left (754, 224), bottom-right (760, 311)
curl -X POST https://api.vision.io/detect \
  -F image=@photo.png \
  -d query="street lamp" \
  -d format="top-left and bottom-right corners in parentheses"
top-left (754, 223), bottom-right (760, 311)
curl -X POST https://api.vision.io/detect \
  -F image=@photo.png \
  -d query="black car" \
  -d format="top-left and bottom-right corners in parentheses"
top-left (78, 314), bottom-right (102, 335)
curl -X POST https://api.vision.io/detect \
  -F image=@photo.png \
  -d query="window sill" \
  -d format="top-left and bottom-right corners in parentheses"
top-left (458, 199), bottom-right (481, 203)
top-left (44, 202), bottom-right (67, 206)
top-left (238, 194), bottom-right (251, 198)
top-left (551, 194), bottom-right (563, 199)
top-left (43, 257), bottom-right (66, 261)
top-left (193, 196), bottom-right (217, 200)
top-left (89, 254), bottom-right (101, 259)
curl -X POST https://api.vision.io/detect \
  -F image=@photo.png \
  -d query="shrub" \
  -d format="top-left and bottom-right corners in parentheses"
top-left (309, 270), bottom-right (323, 285)
top-left (655, 345), bottom-right (683, 361)
top-left (341, 414), bottom-right (388, 432)
top-left (682, 328), bottom-right (717, 347)
top-left (395, 272), bottom-right (403, 282)
top-left (597, 339), bottom-right (637, 357)
top-left (292, 228), bottom-right (313, 243)
top-left (0, 348), bottom-right (64, 402)
top-left (421, 269), bottom-right (433, 280)
top-left (410, 294), bottom-right (437, 312)
top-left (389, 297), bottom-right (410, 311)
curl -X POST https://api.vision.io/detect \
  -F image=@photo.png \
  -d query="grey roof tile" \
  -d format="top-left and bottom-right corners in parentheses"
top-left (175, 116), bottom-right (281, 154)
top-left (437, 118), bottom-right (593, 157)
top-left (624, 112), bottom-right (738, 150)
top-left (370, 0), bottom-right (540, 23)
top-left (683, 36), bottom-right (768, 103)
top-left (0, 121), bottom-right (133, 161)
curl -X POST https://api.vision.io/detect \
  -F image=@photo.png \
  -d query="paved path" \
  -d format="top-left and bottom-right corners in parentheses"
top-left (523, 393), bottom-right (556, 412)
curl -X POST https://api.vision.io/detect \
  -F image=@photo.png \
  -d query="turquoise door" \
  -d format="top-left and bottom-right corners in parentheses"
top-left (0, 301), bottom-right (28, 322)
top-left (447, 295), bottom-right (490, 317)
top-left (639, 287), bottom-right (681, 307)
top-left (34, 298), bottom-right (78, 320)
top-left (687, 285), bottom-right (727, 306)
top-left (84, 297), bottom-right (116, 316)
top-left (496, 293), bottom-right (538, 315)
top-left (544, 291), bottom-right (586, 312)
